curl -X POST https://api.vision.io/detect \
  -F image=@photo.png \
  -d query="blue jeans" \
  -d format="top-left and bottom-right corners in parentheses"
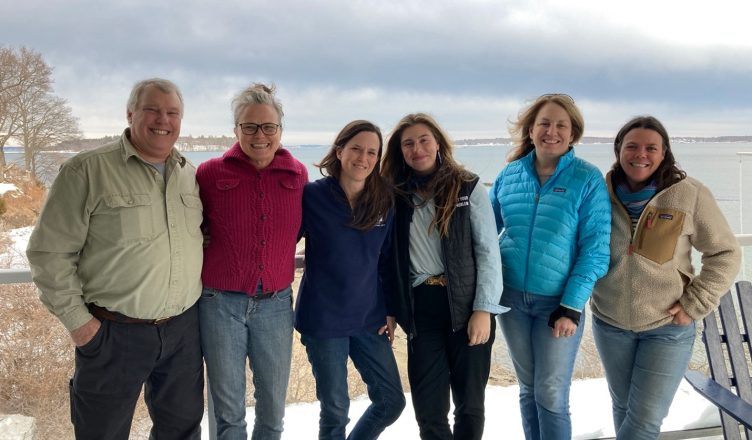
top-left (593, 317), bottom-right (695, 440)
top-left (300, 332), bottom-right (405, 440)
top-left (199, 286), bottom-right (294, 440)
top-left (498, 289), bottom-right (584, 440)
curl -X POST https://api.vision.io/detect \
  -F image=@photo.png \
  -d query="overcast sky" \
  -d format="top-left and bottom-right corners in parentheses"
top-left (2, 0), bottom-right (751, 143)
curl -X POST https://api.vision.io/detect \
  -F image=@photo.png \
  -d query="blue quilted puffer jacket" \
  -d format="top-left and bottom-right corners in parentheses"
top-left (489, 148), bottom-right (611, 311)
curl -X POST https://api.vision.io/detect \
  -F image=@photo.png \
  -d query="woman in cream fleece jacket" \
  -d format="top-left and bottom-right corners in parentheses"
top-left (591, 116), bottom-right (741, 440)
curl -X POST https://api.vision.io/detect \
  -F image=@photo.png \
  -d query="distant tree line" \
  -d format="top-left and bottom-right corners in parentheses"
top-left (0, 46), bottom-right (81, 180)
top-left (455, 135), bottom-right (752, 146)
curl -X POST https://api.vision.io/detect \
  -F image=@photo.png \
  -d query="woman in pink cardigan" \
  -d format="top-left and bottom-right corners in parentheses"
top-left (197, 83), bottom-right (307, 440)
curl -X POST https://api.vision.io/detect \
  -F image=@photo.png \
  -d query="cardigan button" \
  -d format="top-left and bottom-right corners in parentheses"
top-left (260, 240), bottom-right (266, 246)
top-left (258, 264), bottom-right (264, 270)
top-left (259, 192), bottom-right (265, 198)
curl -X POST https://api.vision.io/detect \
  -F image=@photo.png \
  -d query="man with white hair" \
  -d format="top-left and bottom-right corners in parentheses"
top-left (27, 78), bottom-right (204, 439)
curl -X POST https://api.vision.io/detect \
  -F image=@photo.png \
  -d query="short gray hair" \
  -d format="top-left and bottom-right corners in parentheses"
top-left (232, 83), bottom-right (283, 125)
top-left (127, 78), bottom-right (184, 115)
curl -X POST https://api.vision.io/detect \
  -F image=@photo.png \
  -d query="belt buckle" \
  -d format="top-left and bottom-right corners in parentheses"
top-left (152, 317), bottom-right (171, 325)
top-left (426, 275), bottom-right (447, 287)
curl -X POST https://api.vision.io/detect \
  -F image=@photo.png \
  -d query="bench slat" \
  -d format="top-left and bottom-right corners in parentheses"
top-left (688, 282), bottom-right (752, 439)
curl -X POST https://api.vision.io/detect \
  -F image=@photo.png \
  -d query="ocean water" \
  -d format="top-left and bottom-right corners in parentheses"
top-left (6, 141), bottom-right (752, 274)
top-left (8, 142), bottom-right (752, 236)
top-left (188, 142), bottom-right (752, 231)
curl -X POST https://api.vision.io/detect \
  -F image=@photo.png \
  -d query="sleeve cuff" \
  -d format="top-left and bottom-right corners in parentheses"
top-left (547, 305), bottom-right (581, 328)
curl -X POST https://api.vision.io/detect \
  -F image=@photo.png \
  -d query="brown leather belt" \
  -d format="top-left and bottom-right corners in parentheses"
top-left (88, 303), bottom-right (174, 325)
top-left (424, 274), bottom-right (448, 287)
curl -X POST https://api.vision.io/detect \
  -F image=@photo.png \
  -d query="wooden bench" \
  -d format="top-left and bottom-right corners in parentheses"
top-left (685, 280), bottom-right (752, 439)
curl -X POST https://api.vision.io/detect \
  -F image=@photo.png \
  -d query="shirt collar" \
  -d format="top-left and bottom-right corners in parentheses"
top-left (120, 128), bottom-right (186, 168)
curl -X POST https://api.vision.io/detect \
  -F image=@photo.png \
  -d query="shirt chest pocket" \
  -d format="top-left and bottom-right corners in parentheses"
top-left (634, 207), bottom-right (686, 264)
top-left (100, 194), bottom-right (154, 243)
top-left (180, 193), bottom-right (203, 237)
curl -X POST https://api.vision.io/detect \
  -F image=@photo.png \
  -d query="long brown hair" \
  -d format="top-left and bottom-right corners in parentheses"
top-left (611, 116), bottom-right (686, 191)
top-left (381, 113), bottom-right (474, 238)
top-left (507, 94), bottom-right (584, 162)
top-left (317, 120), bottom-right (392, 230)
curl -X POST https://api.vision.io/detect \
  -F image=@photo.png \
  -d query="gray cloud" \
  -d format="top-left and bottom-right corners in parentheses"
top-left (1, 0), bottom-right (751, 139)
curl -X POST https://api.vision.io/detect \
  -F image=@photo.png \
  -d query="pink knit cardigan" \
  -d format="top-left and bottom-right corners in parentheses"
top-left (197, 143), bottom-right (307, 294)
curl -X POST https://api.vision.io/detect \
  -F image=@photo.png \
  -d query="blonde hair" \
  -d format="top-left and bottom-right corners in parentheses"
top-left (507, 94), bottom-right (584, 162)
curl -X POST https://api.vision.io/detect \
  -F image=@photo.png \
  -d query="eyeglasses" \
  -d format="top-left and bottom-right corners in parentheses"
top-left (237, 122), bottom-right (280, 135)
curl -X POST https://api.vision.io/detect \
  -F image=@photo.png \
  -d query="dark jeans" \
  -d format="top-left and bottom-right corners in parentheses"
top-left (70, 304), bottom-right (204, 440)
top-left (301, 332), bottom-right (406, 440)
top-left (408, 284), bottom-right (495, 440)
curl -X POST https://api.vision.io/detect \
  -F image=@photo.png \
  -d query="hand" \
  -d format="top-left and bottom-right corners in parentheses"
top-left (551, 316), bottom-right (577, 338)
top-left (379, 316), bottom-right (397, 345)
top-left (668, 301), bottom-right (693, 325)
top-left (70, 317), bottom-right (101, 347)
top-left (467, 311), bottom-right (491, 346)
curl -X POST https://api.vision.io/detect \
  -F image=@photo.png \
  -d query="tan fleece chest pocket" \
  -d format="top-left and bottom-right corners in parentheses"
top-left (633, 207), bottom-right (686, 264)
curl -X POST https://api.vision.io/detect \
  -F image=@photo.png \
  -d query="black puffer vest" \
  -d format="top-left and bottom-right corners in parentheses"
top-left (385, 176), bottom-right (479, 337)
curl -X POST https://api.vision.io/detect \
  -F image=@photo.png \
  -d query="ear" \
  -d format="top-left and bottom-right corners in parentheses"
top-left (336, 148), bottom-right (342, 160)
top-left (233, 125), bottom-right (240, 141)
top-left (127, 110), bottom-right (133, 125)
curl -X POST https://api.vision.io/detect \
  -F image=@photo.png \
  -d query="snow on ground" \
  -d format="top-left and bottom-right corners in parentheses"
top-left (0, 225), bottom-right (726, 439)
top-left (0, 183), bottom-right (18, 195)
top-left (0, 226), bottom-right (31, 268)
top-left (200, 377), bottom-right (722, 439)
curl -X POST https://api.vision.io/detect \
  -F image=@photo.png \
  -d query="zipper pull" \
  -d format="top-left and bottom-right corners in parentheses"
top-left (646, 212), bottom-right (655, 229)
top-left (534, 193), bottom-right (539, 203)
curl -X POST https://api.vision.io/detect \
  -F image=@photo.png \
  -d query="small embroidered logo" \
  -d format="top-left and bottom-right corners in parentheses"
top-left (658, 213), bottom-right (673, 220)
top-left (455, 195), bottom-right (470, 208)
top-left (553, 187), bottom-right (566, 193)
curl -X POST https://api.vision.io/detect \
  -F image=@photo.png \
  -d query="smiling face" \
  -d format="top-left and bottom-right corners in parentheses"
top-left (234, 103), bottom-right (282, 169)
top-left (337, 130), bottom-right (380, 186)
top-left (400, 123), bottom-right (439, 175)
top-left (619, 128), bottom-right (666, 191)
top-left (127, 85), bottom-right (182, 163)
top-left (529, 102), bottom-right (574, 163)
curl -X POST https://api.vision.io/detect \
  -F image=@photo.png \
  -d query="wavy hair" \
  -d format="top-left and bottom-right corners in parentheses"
top-left (507, 94), bottom-right (584, 162)
top-left (381, 113), bottom-right (474, 238)
top-left (317, 120), bottom-right (392, 230)
top-left (611, 115), bottom-right (686, 191)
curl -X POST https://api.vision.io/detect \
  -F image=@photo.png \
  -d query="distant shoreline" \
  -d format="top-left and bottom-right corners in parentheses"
top-left (3, 136), bottom-right (752, 154)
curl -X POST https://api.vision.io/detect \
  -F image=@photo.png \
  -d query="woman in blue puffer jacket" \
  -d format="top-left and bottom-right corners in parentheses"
top-left (489, 94), bottom-right (611, 440)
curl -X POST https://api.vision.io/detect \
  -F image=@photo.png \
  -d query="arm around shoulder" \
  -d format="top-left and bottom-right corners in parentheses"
top-left (561, 170), bottom-right (611, 310)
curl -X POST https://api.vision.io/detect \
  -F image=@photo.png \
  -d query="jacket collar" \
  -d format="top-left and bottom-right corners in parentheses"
top-left (521, 147), bottom-right (575, 178)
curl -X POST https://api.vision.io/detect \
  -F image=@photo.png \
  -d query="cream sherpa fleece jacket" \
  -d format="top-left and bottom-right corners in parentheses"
top-left (591, 173), bottom-right (741, 332)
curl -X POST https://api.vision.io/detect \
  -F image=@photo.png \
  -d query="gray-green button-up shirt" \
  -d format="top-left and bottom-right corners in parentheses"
top-left (27, 129), bottom-right (203, 331)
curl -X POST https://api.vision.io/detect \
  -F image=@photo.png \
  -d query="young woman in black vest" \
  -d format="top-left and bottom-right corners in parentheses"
top-left (381, 113), bottom-right (506, 440)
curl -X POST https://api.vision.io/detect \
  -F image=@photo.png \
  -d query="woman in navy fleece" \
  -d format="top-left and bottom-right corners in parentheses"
top-left (295, 120), bottom-right (406, 440)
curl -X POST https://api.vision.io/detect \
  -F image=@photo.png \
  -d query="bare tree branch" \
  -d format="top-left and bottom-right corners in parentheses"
top-left (0, 47), bottom-right (53, 168)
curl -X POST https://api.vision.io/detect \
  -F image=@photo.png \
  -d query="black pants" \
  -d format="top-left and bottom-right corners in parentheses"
top-left (70, 304), bottom-right (204, 440)
top-left (408, 284), bottom-right (495, 440)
